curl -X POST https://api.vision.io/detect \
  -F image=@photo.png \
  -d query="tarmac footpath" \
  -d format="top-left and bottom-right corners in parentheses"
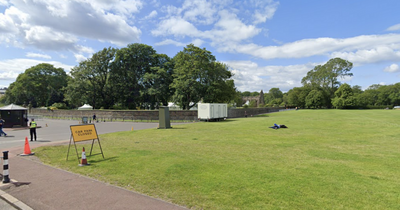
top-left (0, 148), bottom-right (188, 210)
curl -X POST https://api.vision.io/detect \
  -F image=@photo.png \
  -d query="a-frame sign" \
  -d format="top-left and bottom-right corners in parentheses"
top-left (67, 124), bottom-right (105, 164)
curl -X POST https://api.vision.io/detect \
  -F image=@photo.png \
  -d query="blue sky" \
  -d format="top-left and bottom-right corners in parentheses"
top-left (1, 0), bottom-right (400, 93)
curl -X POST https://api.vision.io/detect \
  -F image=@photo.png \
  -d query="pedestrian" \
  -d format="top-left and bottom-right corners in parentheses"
top-left (0, 118), bottom-right (7, 137)
top-left (93, 113), bottom-right (97, 122)
top-left (245, 111), bottom-right (247, 118)
top-left (30, 118), bottom-right (37, 141)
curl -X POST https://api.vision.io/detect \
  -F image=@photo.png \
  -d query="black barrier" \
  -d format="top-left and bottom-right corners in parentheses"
top-left (2, 151), bottom-right (10, 183)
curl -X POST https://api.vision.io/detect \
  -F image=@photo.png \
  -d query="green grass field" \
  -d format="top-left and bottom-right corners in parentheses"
top-left (35, 110), bottom-right (400, 209)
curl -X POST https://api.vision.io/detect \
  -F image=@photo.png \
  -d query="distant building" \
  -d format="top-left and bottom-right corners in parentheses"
top-left (242, 90), bottom-right (265, 107)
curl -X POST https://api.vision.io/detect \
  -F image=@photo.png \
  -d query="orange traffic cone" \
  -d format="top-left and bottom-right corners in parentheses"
top-left (20, 137), bottom-right (35, 156)
top-left (79, 147), bottom-right (90, 166)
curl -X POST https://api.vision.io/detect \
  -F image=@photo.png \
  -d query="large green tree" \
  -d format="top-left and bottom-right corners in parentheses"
top-left (264, 88), bottom-right (283, 106)
top-left (201, 62), bottom-right (236, 103)
top-left (302, 58), bottom-right (353, 108)
top-left (305, 89), bottom-right (325, 108)
top-left (332, 83), bottom-right (356, 109)
top-left (4, 63), bottom-right (68, 107)
top-left (171, 44), bottom-right (235, 110)
top-left (110, 43), bottom-right (157, 109)
top-left (65, 47), bottom-right (117, 109)
top-left (142, 54), bottom-right (175, 109)
top-left (286, 86), bottom-right (312, 108)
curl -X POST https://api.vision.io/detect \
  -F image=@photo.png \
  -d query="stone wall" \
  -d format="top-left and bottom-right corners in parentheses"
top-left (30, 107), bottom-right (281, 121)
top-left (228, 107), bottom-right (280, 118)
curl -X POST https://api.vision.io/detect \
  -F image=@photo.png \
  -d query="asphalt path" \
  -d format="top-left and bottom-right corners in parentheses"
top-left (0, 119), bottom-right (163, 150)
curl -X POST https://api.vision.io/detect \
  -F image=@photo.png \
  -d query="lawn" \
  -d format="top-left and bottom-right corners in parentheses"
top-left (34, 109), bottom-right (400, 209)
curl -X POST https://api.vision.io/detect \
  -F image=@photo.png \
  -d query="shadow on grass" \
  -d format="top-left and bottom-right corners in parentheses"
top-left (87, 156), bottom-right (118, 164)
top-left (200, 119), bottom-right (237, 123)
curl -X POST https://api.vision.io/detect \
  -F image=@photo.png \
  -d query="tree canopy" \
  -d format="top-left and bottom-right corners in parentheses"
top-left (302, 58), bottom-right (353, 108)
top-left (171, 44), bottom-right (235, 110)
top-left (4, 63), bottom-right (68, 107)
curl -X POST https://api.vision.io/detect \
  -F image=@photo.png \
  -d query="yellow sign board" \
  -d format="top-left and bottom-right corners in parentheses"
top-left (70, 124), bottom-right (98, 142)
top-left (67, 124), bottom-right (104, 163)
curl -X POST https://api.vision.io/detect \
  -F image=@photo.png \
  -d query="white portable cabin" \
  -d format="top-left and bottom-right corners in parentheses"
top-left (197, 103), bottom-right (228, 121)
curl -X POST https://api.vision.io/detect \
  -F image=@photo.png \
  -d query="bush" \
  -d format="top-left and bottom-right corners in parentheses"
top-left (51, 103), bottom-right (67, 109)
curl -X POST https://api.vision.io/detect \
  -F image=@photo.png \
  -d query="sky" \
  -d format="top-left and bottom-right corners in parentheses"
top-left (1, 0), bottom-right (400, 93)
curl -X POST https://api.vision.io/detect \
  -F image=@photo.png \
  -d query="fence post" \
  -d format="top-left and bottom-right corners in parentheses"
top-left (2, 151), bottom-right (10, 183)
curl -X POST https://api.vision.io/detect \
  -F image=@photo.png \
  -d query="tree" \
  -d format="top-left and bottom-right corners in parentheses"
top-left (4, 63), bottom-right (68, 107)
top-left (286, 86), bottom-right (312, 108)
top-left (264, 88), bottom-right (283, 105)
top-left (305, 89), bottom-right (325, 108)
top-left (142, 54), bottom-right (175, 109)
top-left (110, 43), bottom-right (157, 109)
top-left (302, 58), bottom-right (353, 108)
top-left (171, 44), bottom-right (235, 110)
top-left (352, 85), bottom-right (363, 95)
top-left (201, 62), bottom-right (236, 103)
top-left (232, 90), bottom-right (244, 107)
top-left (65, 47), bottom-right (117, 109)
top-left (332, 83), bottom-right (356, 109)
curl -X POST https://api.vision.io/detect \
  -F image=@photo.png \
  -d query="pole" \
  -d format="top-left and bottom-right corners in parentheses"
top-left (2, 151), bottom-right (10, 183)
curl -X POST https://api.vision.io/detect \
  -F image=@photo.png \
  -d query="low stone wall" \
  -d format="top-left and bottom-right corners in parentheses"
top-left (30, 107), bottom-right (282, 121)
top-left (228, 107), bottom-right (281, 118)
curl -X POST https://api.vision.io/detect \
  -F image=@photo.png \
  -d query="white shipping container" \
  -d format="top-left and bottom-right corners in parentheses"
top-left (197, 103), bottom-right (228, 121)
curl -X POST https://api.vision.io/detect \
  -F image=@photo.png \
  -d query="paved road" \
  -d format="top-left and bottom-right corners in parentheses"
top-left (0, 119), bottom-right (162, 150)
top-left (0, 119), bottom-right (189, 210)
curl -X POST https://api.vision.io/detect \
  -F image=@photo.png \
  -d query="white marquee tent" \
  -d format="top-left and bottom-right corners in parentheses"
top-left (78, 104), bottom-right (93, 110)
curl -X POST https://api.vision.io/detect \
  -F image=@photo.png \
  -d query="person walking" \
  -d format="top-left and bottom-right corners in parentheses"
top-left (93, 113), bottom-right (97, 123)
top-left (30, 118), bottom-right (37, 141)
top-left (0, 118), bottom-right (7, 137)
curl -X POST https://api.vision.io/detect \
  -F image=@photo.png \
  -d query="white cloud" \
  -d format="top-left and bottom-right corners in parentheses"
top-left (210, 10), bottom-right (260, 43)
top-left (152, 16), bottom-right (201, 37)
top-left (152, 9), bottom-right (261, 49)
top-left (253, 1), bottom-right (279, 24)
top-left (155, 39), bottom-right (187, 47)
top-left (0, 0), bottom-right (142, 51)
top-left (153, 1), bottom-right (261, 49)
top-left (155, 38), bottom-right (204, 47)
top-left (24, 26), bottom-right (78, 51)
top-left (225, 60), bottom-right (315, 92)
top-left (192, 38), bottom-right (204, 46)
top-left (226, 34), bottom-right (400, 66)
top-left (181, 0), bottom-right (217, 25)
top-left (88, 0), bottom-right (143, 17)
top-left (59, 54), bottom-right (67, 59)
top-left (0, 58), bottom-right (73, 81)
top-left (0, 0), bottom-right (8, 6)
top-left (144, 10), bottom-right (158, 19)
top-left (331, 46), bottom-right (400, 66)
top-left (74, 54), bottom-right (87, 63)
top-left (383, 64), bottom-right (399, 73)
top-left (26, 52), bottom-right (51, 59)
top-left (387, 24), bottom-right (400, 31)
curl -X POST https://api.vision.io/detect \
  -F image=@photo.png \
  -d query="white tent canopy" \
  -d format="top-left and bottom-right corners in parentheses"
top-left (0, 103), bottom-right (27, 110)
top-left (78, 104), bottom-right (93, 110)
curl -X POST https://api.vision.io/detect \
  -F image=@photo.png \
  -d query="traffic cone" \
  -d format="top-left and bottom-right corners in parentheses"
top-left (131, 126), bottom-right (134, 131)
top-left (79, 147), bottom-right (90, 166)
top-left (20, 137), bottom-right (35, 156)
